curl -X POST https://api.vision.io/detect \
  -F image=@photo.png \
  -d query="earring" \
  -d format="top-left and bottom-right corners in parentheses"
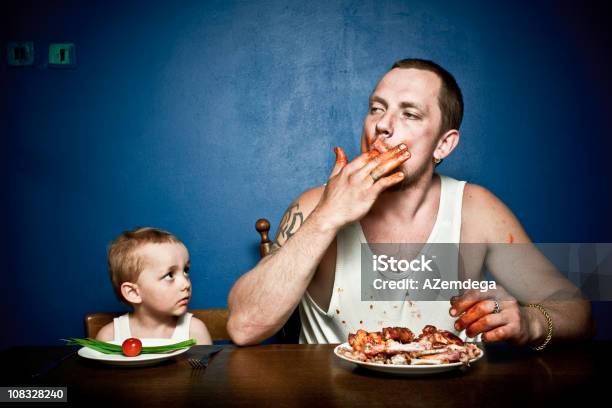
top-left (433, 157), bottom-right (442, 164)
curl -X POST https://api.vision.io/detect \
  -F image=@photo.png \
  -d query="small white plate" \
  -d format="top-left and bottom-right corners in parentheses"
top-left (334, 342), bottom-right (484, 375)
top-left (77, 339), bottom-right (191, 367)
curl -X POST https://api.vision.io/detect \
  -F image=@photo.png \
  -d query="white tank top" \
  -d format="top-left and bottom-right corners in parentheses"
top-left (299, 174), bottom-right (467, 344)
top-left (112, 312), bottom-right (192, 342)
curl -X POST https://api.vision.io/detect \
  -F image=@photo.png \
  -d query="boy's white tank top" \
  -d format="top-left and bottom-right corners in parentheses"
top-left (112, 312), bottom-right (192, 342)
top-left (299, 174), bottom-right (467, 344)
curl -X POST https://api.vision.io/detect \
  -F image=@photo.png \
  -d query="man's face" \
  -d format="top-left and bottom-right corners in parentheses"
top-left (362, 68), bottom-right (443, 186)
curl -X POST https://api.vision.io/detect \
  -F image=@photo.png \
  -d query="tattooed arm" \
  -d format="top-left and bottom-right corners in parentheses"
top-left (227, 186), bottom-right (333, 345)
top-left (273, 202), bottom-right (304, 250)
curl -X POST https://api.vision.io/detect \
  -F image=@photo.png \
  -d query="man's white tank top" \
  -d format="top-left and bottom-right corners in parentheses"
top-left (299, 174), bottom-right (467, 344)
top-left (112, 312), bottom-right (192, 342)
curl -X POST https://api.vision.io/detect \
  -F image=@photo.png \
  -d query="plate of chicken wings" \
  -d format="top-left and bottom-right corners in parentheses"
top-left (334, 325), bottom-right (484, 375)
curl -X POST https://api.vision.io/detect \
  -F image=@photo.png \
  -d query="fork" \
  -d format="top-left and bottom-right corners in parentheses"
top-left (187, 346), bottom-right (223, 369)
top-left (31, 348), bottom-right (78, 379)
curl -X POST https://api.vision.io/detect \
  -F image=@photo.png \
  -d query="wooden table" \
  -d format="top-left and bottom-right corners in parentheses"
top-left (1, 342), bottom-right (606, 406)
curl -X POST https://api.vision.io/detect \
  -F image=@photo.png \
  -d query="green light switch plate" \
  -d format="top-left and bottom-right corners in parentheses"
top-left (7, 41), bottom-right (35, 66)
top-left (48, 43), bottom-right (76, 68)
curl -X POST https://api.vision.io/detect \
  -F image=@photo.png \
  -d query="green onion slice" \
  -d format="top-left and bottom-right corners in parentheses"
top-left (63, 338), bottom-right (195, 354)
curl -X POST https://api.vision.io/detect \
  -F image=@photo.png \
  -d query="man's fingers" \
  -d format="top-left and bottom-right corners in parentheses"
top-left (335, 146), bottom-right (347, 163)
top-left (342, 150), bottom-right (380, 174)
top-left (454, 299), bottom-right (497, 332)
top-left (329, 147), bottom-right (348, 178)
top-left (481, 326), bottom-right (510, 343)
top-left (358, 144), bottom-right (408, 179)
top-left (360, 135), bottom-right (368, 154)
top-left (450, 289), bottom-right (490, 317)
top-left (371, 171), bottom-right (405, 194)
top-left (370, 148), bottom-right (411, 181)
top-left (464, 312), bottom-right (506, 339)
top-left (450, 285), bottom-right (513, 317)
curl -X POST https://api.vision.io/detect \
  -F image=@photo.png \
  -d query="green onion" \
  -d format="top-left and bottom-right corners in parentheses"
top-left (63, 338), bottom-right (195, 354)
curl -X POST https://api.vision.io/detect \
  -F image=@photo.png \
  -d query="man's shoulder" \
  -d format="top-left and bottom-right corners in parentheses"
top-left (462, 183), bottom-right (516, 218)
top-left (461, 183), bottom-right (530, 244)
top-left (462, 183), bottom-right (499, 210)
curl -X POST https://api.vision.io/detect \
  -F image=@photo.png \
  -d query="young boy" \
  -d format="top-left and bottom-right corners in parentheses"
top-left (96, 227), bottom-right (212, 344)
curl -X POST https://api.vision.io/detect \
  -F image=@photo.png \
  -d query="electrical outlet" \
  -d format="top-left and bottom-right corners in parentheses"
top-left (7, 41), bottom-right (35, 66)
top-left (48, 43), bottom-right (76, 68)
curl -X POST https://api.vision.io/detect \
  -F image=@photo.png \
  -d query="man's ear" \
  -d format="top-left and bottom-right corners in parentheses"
top-left (120, 282), bottom-right (142, 304)
top-left (434, 129), bottom-right (460, 161)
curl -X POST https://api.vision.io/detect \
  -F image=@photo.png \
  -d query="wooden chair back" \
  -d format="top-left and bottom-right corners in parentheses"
top-left (84, 308), bottom-right (230, 341)
top-left (256, 218), bottom-right (274, 258)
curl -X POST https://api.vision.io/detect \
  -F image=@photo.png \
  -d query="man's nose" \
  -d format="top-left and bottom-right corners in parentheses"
top-left (375, 111), bottom-right (393, 137)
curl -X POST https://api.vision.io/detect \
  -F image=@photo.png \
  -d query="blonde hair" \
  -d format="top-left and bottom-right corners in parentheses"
top-left (107, 227), bottom-right (182, 304)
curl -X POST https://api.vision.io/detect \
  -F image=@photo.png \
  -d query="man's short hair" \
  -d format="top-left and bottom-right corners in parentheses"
top-left (391, 58), bottom-right (463, 135)
top-left (107, 227), bottom-right (182, 304)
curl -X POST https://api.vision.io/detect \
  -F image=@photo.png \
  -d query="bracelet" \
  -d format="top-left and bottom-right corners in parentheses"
top-left (527, 303), bottom-right (553, 351)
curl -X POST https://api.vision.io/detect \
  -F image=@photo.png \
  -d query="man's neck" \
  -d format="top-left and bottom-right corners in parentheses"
top-left (367, 171), bottom-right (439, 223)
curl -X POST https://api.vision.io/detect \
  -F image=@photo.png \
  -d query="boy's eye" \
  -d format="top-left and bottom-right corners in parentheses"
top-left (163, 272), bottom-right (174, 280)
top-left (369, 106), bottom-right (383, 114)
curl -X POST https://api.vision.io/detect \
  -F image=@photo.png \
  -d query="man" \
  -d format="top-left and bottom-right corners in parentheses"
top-left (227, 59), bottom-right (594, 347)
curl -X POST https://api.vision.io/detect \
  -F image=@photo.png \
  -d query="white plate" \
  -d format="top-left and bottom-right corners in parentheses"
top-left (334, 342), bottom-right (484, 375)
top-left (77, 338), bottom-right (191, 367)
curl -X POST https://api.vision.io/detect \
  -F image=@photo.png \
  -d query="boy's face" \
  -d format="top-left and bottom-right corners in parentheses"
top-left (131, 242), bottom-right (192, 316)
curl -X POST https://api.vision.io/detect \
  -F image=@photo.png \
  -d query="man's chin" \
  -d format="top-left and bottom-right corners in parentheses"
top-left (386, 177), bottom-right (410, 192)
top-left (386, 166), bottom-right (429, 192)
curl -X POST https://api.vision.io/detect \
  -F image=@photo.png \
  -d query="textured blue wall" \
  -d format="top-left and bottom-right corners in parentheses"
top-left (2, 0), bottom-right (611, 348)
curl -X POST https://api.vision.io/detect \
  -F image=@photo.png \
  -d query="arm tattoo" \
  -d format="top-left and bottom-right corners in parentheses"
top-left (277, 203), bottom-right (304, 242)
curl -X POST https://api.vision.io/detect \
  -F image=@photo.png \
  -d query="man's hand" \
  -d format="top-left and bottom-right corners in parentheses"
top-left (312, 145), bottom-right (411, 230)
top-left (450, 287), bottom-right (539, 346)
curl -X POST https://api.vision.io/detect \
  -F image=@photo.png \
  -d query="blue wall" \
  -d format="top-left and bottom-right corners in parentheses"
top-left (2, 0), bottom-right (611, 348)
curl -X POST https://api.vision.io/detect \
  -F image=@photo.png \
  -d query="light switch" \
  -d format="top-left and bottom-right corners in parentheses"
top-left (48, 43), bottom-right (76, 68)
top-left (7, 41), bottom-right (35, 66)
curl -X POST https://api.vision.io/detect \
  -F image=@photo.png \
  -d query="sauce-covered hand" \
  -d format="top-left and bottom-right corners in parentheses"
top-left (312, 145), bottom-right (411, 231)
top-left (450, 287), bottom-right (539, 346)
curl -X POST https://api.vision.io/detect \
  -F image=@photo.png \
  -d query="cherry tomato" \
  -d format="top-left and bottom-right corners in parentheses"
top-left (122, 338), bottom-right (142, 357)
